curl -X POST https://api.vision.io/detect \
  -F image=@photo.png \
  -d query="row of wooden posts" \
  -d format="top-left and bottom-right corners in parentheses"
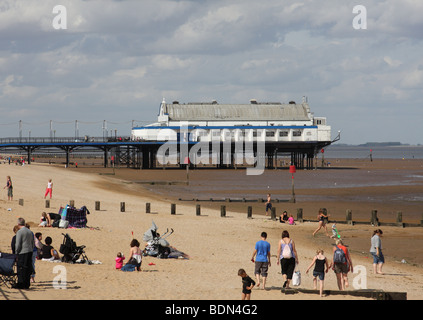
top-left (18, 198), bottom-right (423, 228)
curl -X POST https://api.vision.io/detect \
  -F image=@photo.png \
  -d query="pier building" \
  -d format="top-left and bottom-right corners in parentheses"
top-left (131, 97), bottom-right (333, 169)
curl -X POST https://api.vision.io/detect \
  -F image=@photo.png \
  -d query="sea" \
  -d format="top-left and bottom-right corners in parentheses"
top-left (324, 145), bottom-right (423, 160)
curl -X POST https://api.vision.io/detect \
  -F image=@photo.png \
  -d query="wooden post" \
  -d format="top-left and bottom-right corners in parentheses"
top-left (196, 204), bottom-right (201, 216)
top-left (271, 207), bottom-right (276, 221)
top-left (45, 199), bottom-right (50, 208)
top-left (346, 209), bottom-right (352, 224)
top-left (19, 199), bottom-right (24, 206)
top-left (371, 210), bottom-right (379, 226)
top-left (297, 208), bottom-right (303, 223)
top-left (221, 205), bottom-right (226, 217)
top-left (396, 211), bottom-right (402, 223)
top-left (247, 206), bottom-right (252, 219)
top-left (171, 203), bottom-right (176, 215)
top-left (120, 202), bottom-right (125, 212)
top-left (146, 203), bottom-right (150, 214)
top-left (95, 201), bottom-right (101, 211)
top-left (70, 200), bottom-right (75, 207)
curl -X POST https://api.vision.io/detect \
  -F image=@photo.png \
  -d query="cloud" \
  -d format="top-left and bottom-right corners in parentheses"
top-left (0, 0), bottom-right (422, 143)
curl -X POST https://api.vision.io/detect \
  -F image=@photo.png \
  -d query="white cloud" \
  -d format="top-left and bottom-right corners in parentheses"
top-left (0, 0), bottom-right (423, 143)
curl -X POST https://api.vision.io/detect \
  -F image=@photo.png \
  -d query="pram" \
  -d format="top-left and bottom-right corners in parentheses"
top-left (0, 253), bottom-right (17, 288)
top-left (59, 233), bottom-right (90, 264)
top-left (143, 221), bottom-right (174, 259)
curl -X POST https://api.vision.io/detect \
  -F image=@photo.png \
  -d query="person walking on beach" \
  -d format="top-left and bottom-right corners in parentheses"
top-left (44, 179), bottom-right (53, 199)
top-left (265, 194), bottom-right (272, 216)
top-left (4, 175), bottom-right (13, 201)
top-left (305, 249), bottom-right (330, 297)
top-left (238, 268), bottom-right (255, 300)
top-left (332, 239), bottom-right (353, 290)
top-left (277, 230), bottom-right (299, 290)
top-left (251, 232), bottom-right (271, 290)
top-left (312, 209), bottom-right (329, 237)
top-left (370, 229), bottom-right (384, 274)
top-left (13, 218), bottom-right (35, 289)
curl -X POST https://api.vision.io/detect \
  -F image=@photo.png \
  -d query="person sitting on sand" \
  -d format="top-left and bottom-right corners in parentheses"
top-left (39, 212), bottom-right (61, 227)
top-left (41, 236), bottom-right (60, 261)
top-left (121, 239), bottom-right (142, 272)
top-left (115, 252), bottom-right (125, 270)
top-left (279, 211), bottom-right (289, 223)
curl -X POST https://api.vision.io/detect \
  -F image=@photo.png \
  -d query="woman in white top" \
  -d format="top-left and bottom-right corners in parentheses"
top-left (370, 229), bottom-right (384, 274)
top-left (121, 239), bottom-right (143, 272)
top-left (44, 179), bottom-right (53, 199)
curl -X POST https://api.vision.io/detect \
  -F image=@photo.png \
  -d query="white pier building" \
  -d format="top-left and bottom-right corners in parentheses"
top-left (131, 97), bottom-right (332, 169)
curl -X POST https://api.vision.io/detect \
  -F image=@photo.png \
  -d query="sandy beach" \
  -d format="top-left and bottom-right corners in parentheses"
top-left (1, 159), bottom-right (423, 301)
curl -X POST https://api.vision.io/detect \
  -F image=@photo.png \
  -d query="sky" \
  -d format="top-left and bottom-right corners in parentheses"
top-left (0, 0), bottom-right (422, 144)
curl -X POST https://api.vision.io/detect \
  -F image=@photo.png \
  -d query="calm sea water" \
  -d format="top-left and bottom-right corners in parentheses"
top-left (324, 145), bottom-right (423, 159)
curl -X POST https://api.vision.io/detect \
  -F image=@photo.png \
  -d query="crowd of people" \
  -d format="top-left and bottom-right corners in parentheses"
top-left (8, 218), bottom-right (62, 289)
top-left (238, 203), bottom-right (386, 299)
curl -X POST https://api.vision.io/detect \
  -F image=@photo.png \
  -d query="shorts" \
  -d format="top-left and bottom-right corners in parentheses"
top-left (313, 271), bottom-right (325, 281)
top-left (333, 263), bottom-right (348, 274)
top-left (280, 257), bottom-right (296, 279)
top-left (254, 261), bottom-right (269, 277)
top-left (266, 203), bottom-right (272, 211)
top-left (371, 251), bottom-right (385, 264)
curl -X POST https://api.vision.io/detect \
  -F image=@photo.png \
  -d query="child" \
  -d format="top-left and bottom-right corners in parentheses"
top-left (115, 252), bottom-right (125, 270)
top-left (288, 214), bottom-right (296, 225)
top-left (238, 268), bottom-right (255, 300)
top-left (331, 222), bottom-right (340, 239)
top-left (305, 249), bottom-right (330, 297)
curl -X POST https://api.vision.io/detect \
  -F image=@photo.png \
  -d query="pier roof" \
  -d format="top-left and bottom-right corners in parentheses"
top-left (162, 101), bottom-right (312, 122)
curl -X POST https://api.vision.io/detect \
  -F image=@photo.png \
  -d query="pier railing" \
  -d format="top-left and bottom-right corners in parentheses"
top-left (0, 136), bottom-right (131, 144)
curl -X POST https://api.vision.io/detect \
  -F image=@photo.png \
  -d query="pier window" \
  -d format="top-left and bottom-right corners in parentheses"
top-left (266, 131), bottom-right (275, 137)
top-left (253, 131), bottom-right (262, 137)
top-left (279, 131), bottom-right (288, 137)
top-left (292, 130), bottom-right (302, 137)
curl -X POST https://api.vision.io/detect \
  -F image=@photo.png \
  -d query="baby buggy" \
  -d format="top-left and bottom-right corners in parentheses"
top-left (59, 233), bottom-right (90, 264)
top-left (143, 221), bottom-right (174, 259)
top-left (0, 252), bottom-right (17, 288)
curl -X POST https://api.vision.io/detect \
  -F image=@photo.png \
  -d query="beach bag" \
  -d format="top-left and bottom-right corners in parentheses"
top-left (333, 246), bottom-right (346, 264)
top-left (292, 269), bottom-right (301, 286)
top-left (59, 220), bottom-right (69, 229)
top-left (282, 240), bottom-right (293, 259)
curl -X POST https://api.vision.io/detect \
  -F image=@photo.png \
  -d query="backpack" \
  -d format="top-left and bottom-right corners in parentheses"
top-left (333, 245), bottom-right (346, 264)
top-left (282, 240), bottom-right (293, 259)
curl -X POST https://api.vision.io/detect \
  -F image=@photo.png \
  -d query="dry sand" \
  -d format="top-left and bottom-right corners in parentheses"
top-left (1, 160), bottom-right (423, 301)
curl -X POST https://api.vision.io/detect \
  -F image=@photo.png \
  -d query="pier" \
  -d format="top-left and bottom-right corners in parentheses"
top-left (0, 136), bottom-right (330, 170)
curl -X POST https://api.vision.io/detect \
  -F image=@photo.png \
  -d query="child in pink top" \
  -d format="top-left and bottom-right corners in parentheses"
top-left (115, 252), bottom-right (125, 269)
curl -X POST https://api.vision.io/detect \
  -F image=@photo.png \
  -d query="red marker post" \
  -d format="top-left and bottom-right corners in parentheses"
top-left (289, 165), bottom-right (296, 203)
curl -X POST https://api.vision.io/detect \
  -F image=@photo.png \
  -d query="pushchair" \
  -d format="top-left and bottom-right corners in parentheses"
top-left (59, 233), bottom-right (90, 264)
top-left (143, 221), bottom-right (174, 259)
top-left (0, 253), bottom-right (17, 288)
